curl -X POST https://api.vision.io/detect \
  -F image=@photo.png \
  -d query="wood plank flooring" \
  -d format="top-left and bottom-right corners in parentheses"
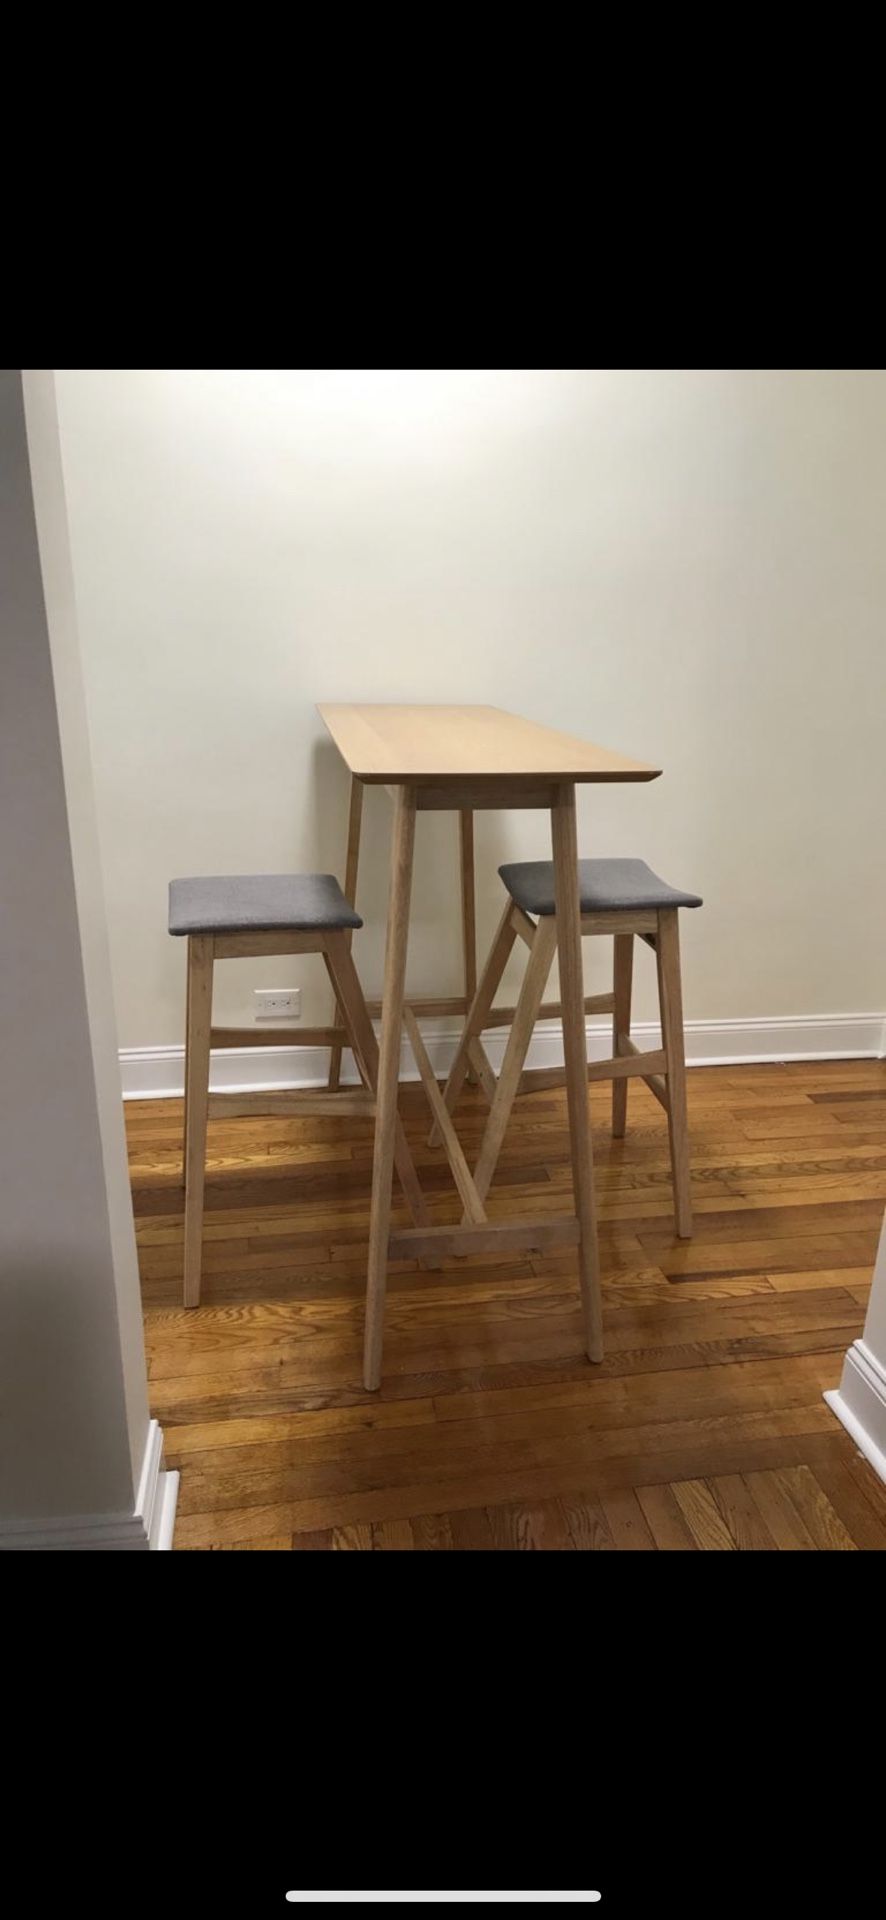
top-left (130, 1058), bottom-right (886, 1549)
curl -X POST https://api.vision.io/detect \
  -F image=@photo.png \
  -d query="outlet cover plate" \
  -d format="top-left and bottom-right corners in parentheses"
top-left (254, 988), bottom-right (300, 1020)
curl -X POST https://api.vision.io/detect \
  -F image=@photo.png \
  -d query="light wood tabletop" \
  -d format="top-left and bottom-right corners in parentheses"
top-left (319, 703), bottom-right (660, 786)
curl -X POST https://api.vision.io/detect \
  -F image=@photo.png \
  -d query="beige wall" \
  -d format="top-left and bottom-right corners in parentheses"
top-left (54, 369), bottom-right (886, 1049)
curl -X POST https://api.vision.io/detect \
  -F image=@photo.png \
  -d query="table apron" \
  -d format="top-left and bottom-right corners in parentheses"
top-left (382, 780), bottom-right (560, 811)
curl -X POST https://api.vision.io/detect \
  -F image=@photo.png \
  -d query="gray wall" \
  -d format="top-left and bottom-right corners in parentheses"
top-left (0, 369), bottom-right (149, 1522)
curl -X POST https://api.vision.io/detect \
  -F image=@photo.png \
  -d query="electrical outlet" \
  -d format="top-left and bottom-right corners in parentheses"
top-left (254, 988), bottom-right (301, 1020)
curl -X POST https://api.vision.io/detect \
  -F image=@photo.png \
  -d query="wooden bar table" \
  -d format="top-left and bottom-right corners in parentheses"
top-left (319, 704), bottom-right (660, 1390)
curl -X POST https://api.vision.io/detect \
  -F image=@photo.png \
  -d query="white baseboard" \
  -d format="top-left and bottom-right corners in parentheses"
top-left (0, 1419), bottom-right (179, 1551)
top-left (824, 1342), bottom-right (886, 1487)
top-left (120, 1011), bottom-right (885, 1100)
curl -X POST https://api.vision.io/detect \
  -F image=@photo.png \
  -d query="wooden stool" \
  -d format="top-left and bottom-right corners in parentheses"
top-left (436, 858), bottom-right (702, 1238)
top-left (168, 872), bottom-right (430, 1307)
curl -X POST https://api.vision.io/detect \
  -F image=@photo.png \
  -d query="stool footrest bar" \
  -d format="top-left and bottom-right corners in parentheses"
top-left (210, 1025), bottom-right (348, 1049)
top-left (587, 1047), bottom-right (667, 1083)
top-left (367, 994), bottom-right (469, 1019)
top-left (617, 1034), bottom-right (670, 1109)
top-left (485, 992), bottom-right (615, 1028)
top-left (207, 1090), bottom-right (376, 1119)
top-left (518, 1047), bottom-right (668, 1095)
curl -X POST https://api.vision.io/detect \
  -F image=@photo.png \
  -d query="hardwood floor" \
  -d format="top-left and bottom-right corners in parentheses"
top-left (130, 1058), bottom-right (886, 1549)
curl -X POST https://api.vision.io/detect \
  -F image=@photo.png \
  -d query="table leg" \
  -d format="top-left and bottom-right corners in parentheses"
top-left (470, 915), bottom-right (557, 1208)
top-left (429, 900), bottom-right (516, 1149)
top-left (551, 782), bottom-right (603, 1362)
top-left (459, 810), bottom-right (478, 1082)
top-left (364, 785), bottom-right (416, 1390)
top-left (328, 775), bottom-right (364, 1090)
top-left (323, 934), bottom-right (431, 1235)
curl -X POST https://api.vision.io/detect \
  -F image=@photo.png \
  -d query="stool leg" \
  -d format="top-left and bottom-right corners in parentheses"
top-left (656, 909), bottom-right (692, 1238)
top-left (181, 944), bottom-right (192, 1184)
top-left (552, 784), bottom-right (603, 1363)
top-left (183, 934), bottom-right (214, 1308)
top-left (471, 916), bottom-right (558, 1207)
top-left (328, 775), bottom-right (364, 1090)
top-left (612, 934), bottom-right (634, 1138)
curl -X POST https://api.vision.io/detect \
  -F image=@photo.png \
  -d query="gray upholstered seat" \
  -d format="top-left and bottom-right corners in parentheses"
top-left (498, 857), bottom-right (702, 918)
top-left (168, 873), bottom-right (362, 936)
